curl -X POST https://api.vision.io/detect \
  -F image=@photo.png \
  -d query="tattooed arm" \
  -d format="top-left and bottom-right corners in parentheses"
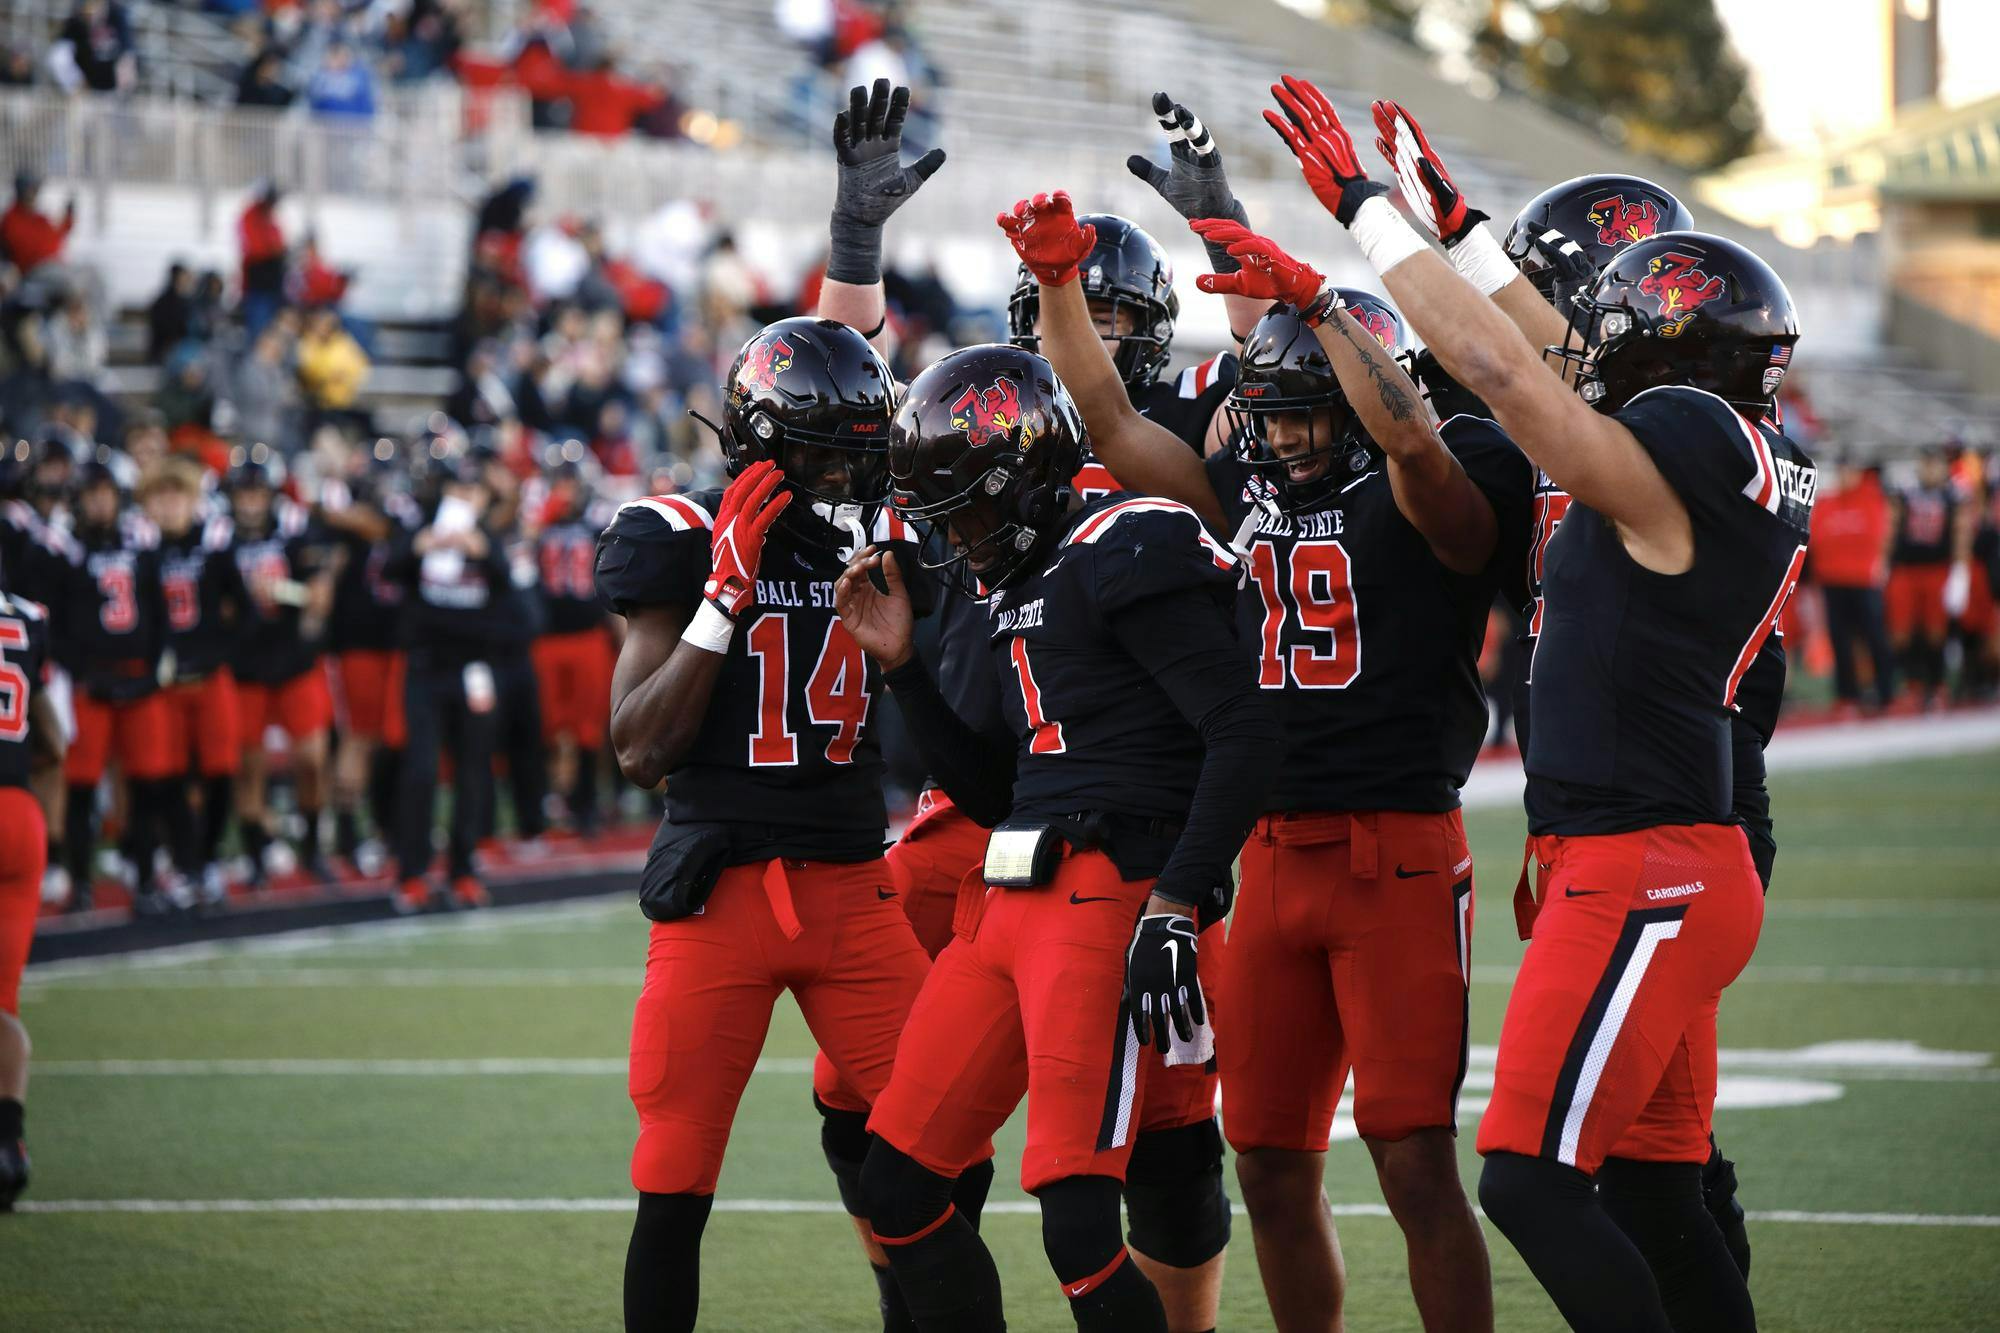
top-left (1313, 308), bottom-right (1498, 574)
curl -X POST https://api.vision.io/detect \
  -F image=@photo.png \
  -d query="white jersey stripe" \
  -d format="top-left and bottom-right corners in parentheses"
top-left (1557, 918), bottom-right (1683, 1167)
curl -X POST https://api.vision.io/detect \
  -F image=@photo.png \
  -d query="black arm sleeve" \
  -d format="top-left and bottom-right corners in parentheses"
top-left (1107, 587), bottom-right (1280, 908)
top-left (883, 656), bottom-right (1018, 829)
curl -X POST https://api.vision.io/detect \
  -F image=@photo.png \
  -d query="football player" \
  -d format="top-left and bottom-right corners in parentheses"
top-left (142, 457), bottom-right (249, 908)
top-left (1004, 189), bottom-right (1527, 1331)
top-left (0, 582), bottom-right (61, 1209)
top-left (1374, 104), bottom-right (1768, 1270)
top-left (1887, 445), bottom-right (1974, 708)
top-left (224, 456), bottom-right (337, 888)
top-left (321, 441), bottom-right (417, 874)
top-left (836, 343), bottom-right (1278, 1333)
top-left (595, 318), bottom-right (936, 1333)
top-left (1274, 75), bottom-right (1809, 1331)
top-left (61, 460), bottom-right (178, 913)
top-left (814, 83), bottom-right (1248, 1333)
top-left (532, 454), bottom-right (614, 835)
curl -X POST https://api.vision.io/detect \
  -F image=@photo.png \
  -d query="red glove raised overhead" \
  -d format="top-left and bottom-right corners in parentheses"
top-left (1371, 99), bottom-right (1486, 247)
top-left (1263, 75), bottom-right (1388, 227)
top-left (1190, 218), bottom-right (1336, 324)
top-left (996, 191), bottom-right (1098, 286)
top-left (704, 460), bottom-right (792, 618)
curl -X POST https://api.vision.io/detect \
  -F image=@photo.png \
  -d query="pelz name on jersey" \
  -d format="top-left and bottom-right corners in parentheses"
top-left (1772, 455), bottom-right (1817, 510)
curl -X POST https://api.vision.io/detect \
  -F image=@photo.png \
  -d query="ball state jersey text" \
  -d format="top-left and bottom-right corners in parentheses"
top-left (0, 590), bottom-right (49, 789)
top-left (1206, 420), bottom-right (1532, 814)
top-left (594, 490), bottom-right (921, 863)
top-left (980, 495), bottom-right (1244, 824)
top-left (1526, 386), bottom-right (1815, 834)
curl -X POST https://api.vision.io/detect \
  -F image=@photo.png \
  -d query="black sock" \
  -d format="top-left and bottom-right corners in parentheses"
top-left (65, 783), bottom-right (95, 895)
top-left (623, 1191), bottom-right (712, 1333)
top-left (243, 820), bottom-right (270, 871)
top-left (299, 807), bottom-right (323, 862)
top-left (201, 776), bottom-right (234, 865)
top-left (1478, 1152), bottom-right (1672, 1333)
top-left (0, 1097), bottom-right (21, 1141)
top-left (336, 810), bottom-right (361, 859)
top-left (368, 749), bottom-right (400, 840)
top-left (128, 779), bottom-right (176, 891)
top-left (1599, 1156), bottom-right (1756, 1333)
top-left (871, 1263), bottom-right (917, 1333)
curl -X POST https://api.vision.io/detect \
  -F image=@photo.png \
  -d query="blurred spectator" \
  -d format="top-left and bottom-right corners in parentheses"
top-left (1812, 457), bottom-right (1896, 713)
top-left (307, 42), bottom-right (377, 121)
top-left (775, 0), bottom-right (836, 61)
top-left (524, 217), bottom-right (589, 304)
top-left (0, 44), bottom-right (35, 88)
top-left (231, 323), bottom-right (299, 450)
top-left (565, 57), bottom-right (664, 138)
top-left (188, 270), bottom-right (230, 345)
top-left (699, 232), bottom-right (761, 338)
top-left (238, 184), bottom-right (289, 338)
top-left (296, 306), bottom-right (370, 426)
top-left (157, 349), bottom-right (218, 436)
top-left (295, 234), bottom-right (351, 311)
top-left (44, 291), bottom-right (105, 386)
top-left (48, 0), bottom-right (137, 96)
top-left (237, 48), bottom-right (295, 108)
top-left (147, 262), bottom-right (195, 363)
top-left (445, 341), bottom-right (516, 430)
top-left (1, 175), bottom-right (76, 277)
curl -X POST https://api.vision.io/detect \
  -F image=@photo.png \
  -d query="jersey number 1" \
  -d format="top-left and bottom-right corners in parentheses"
top-left (1246, 539), bottom-right (1360, 690)
top-left (745, 613), bottom-right (869, 767)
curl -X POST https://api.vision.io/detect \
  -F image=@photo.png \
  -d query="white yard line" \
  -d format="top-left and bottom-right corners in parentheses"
top-left (16, 1197), bottom-right (1997, 1227)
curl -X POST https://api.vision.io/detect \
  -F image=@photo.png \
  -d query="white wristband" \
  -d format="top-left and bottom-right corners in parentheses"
top-left (683, 599), bottom-right (736, 655)
top-left (1450, 222), bottom-right (1518, 297)
top-left (1349, 195), bottom-right (1432, 275)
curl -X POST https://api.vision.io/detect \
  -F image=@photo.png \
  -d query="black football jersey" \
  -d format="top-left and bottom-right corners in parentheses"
top-left (594, 491), bottom-right (925, 864)
top-left (979, 495), bottom-right (1245, 824)
top-left (228, 499), bottom-right (326, 685)
top-left (1133, 350), bottom-right (1235, 455)
top-left (1207, 418), bottom-right (1532, 814)
top-left (1525, 386), bottom-right (1816, 835)
top-left (327, 485), bottom-right (415, 655)
top-left (0, 589), bottom-right (50, 790)
top-left (1892, 482), bottom-right (1958, 565)
top-left (157, 514), bottom-right (247, 679)
top-left (68, 516), bottom-right (165, 701)
top-left (538, 508), bottom-right (614, 636)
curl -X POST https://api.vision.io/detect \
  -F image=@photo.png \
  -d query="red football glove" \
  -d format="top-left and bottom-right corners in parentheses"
top-left (996, 191), bottom-right (1098, 286)
top-left (1371, 100), bottom-right (1487, 247)
top-left (1263, 75), bottom-right (1387, 227)
top-left (704, 460), bottom-right (792, 618)
top-left (1190, 219), bottom-right (1334, 321)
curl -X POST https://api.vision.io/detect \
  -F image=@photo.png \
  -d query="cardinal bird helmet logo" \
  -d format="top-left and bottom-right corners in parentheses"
top-left (950, 377), bottom-right (1029, 449)
top-left (738, 336), bottom-right (795, 394)
top-left (1636, 251), bottom-right (1725, 338)
top-left (1587, 194), bottom-right (1663, 248)
top-left (1349, 307), bottom-right (1399, 351)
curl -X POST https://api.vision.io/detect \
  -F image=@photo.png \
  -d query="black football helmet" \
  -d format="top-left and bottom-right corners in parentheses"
top-left (1225, 294), bottom-right (1404, 514)
top-left (887, 344), bottom-right (1087, 596)
top-left (1552, 231), bottom-right (1800, 416)
top-left (1008, 214), bottom-right (1179, 392)
top-left (709, 317), bottom-right (897, 552)
top-left (1504, 174), bottom-right (1694, 320)
top-left (0, 438), bottom-right (30, 500)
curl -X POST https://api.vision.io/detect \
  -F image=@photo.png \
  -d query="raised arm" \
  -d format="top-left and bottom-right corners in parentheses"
top-left (817, 79), bottom-right (946, 346)
top-left (1126, 91), bottom-right (1265, 342)
top-left (1262, 75), bottom-right (1690, 573)
top-left (997, 192), bottom-right (1224, 528)
top-left (1192, 216), bottom-right (1499, 572)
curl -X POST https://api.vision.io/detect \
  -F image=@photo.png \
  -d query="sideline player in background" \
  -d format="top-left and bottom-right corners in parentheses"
top-left (532, 453), bottom-right (616, 836)
top-left (841, 343), bottom-right (1278, 1333)
top-left (1886, 445), bottom-right (1973, 708)
top-left (815, 81), bottom-right (1258, 1333)
top-left (1005, 189), bottom-right (1519, 1331)
top-left (596, 318), bottom-right (935, 1333)
top-left (0, 584), bottom-right (62, 1209)
top-left (1269, 74), bottom-right (1811, 1331)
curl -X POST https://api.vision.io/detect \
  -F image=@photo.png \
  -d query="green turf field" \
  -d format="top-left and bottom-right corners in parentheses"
top-left (11, 748), bottom-right (2000, 1331)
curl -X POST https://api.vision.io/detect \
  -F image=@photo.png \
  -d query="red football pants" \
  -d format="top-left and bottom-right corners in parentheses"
top-left (1477, 824), bottom-right (1762, 1174)
top-left (160, 672), bottom-right (241, 777)
top-left (1218, 810), bottom-right (1474, 1151)
top-left (869, 849), bottom-right (1173, 1193)
top-left (0, 787), bottom-right (47, 1015)
top-left (627, 856), bottom-right (930, 1196)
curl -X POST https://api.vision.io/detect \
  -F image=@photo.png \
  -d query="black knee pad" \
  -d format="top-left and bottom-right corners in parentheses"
top-left (1124, 1119), bottom-right (1232, 1268)
top-left (1038, 1174), bottom-right (1128, 1285)
top-left (815, 1095), bottom-right (873, 1218)
top-left (859, 1139), bottom-right (957, 1241)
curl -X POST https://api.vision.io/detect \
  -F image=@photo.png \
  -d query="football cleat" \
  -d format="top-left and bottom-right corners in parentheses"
top-left (393, 877), bottom-right (431, 915)
top-left (0, 1138), bottom-right (28, 1211)
top-left (451, 876), bottom-right (491, 910)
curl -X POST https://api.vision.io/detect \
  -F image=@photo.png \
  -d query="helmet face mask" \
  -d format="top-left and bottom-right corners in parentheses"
top-left (714, 317), bottom-right (897, 555)
top-left (1008, 214), bottom-right (1178, 393)
top-left (888, 344), bottom-right (1087, 598)
top-left (1550, 231), bottom-right (1801, 417)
